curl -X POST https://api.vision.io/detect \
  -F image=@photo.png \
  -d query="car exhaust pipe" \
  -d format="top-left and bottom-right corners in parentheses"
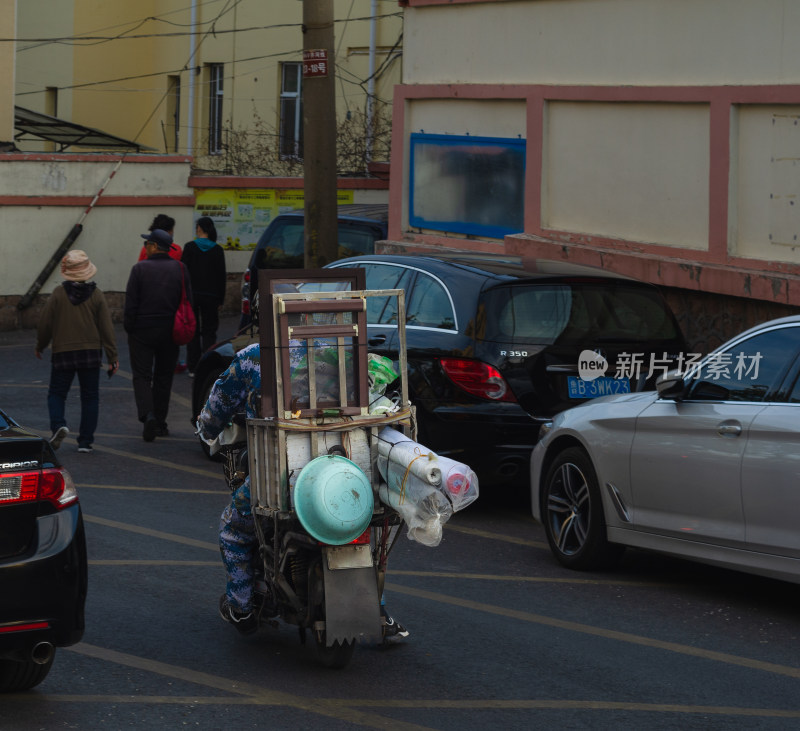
top-left (31, 641), bottom-right (55, 665)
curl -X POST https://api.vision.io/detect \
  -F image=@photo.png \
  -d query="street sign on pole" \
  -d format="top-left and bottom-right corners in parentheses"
top-left (303, 49), bottom-right (329, 78)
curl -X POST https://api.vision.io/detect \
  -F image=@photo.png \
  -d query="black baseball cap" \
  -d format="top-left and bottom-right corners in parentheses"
top-left (141, 228), bottom-right (173, 250)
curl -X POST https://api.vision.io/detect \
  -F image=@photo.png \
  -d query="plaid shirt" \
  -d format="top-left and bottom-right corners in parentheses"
top-left (52, 348), bottom-right (102, 370)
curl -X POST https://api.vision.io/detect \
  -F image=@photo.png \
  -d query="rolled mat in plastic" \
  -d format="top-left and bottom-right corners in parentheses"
top-left (377, 427), bottom-right (441, 485)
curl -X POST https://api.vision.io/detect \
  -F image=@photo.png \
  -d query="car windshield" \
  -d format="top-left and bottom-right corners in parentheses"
top-left (482, 283), bottom-right (681, 344)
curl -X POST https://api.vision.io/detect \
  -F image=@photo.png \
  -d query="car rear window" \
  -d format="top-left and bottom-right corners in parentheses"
top-left (255, 220), bottom-right (383, 268)
top-left (482, 283), bottom-right (681, 344)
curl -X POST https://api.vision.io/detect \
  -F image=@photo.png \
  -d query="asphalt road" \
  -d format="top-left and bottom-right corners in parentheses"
top-left (1, 316), bottom-right (800, 730)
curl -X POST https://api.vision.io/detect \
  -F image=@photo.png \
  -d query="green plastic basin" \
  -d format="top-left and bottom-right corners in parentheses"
top-left (293, 454), bottom-right (374, 545)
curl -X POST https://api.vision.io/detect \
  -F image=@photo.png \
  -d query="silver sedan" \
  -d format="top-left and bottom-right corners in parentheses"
top-left (530, 315), bottom-right (800, 583)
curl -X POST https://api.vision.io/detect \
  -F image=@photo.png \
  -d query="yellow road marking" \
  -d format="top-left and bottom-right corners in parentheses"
top-left (89, 560), bottom-right (218, 566)
top-left (445, 522), bottom-right (546, 548)
top-left (0, 368), bottom-right (191, 409)
top-left (80, 547), bottom-right (678, 588)
top-left (83, 515), bottom-right (218, 551)
top-left (81, 554), bottom-right (671, 588)
top-left (325, 699), bottom-right (800, 717)
top-left (80, 483), bottom-right (221, 495)
top-left (90, 431), bottom-right (199, 443)
top-left (389, 570), bottom-right (674, 588)
top-left (111, 368), bottom-right (192, 409)
top-left (65, 643), bottom-right (433, 731)
top-left (84, 517), bottom-right (800, 681)
top-left (385, 582), bottom-right (800, 680)
top-left (84, 443), bottom-right (220, 478)
top-left (7, 693), bottom-right (800, 719)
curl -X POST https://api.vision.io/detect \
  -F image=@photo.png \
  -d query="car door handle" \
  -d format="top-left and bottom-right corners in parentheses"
top-left (717, 422), bottom-right (742, 437)
top-left (368, 334), bottom-right (386, 346)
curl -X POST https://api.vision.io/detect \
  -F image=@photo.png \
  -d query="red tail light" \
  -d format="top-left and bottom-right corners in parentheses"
top-left (241, 300), bottom-right (250, 315)
top-left (316, 527), bottom-right (372, 546)
top-left (350, 527), bottom-right (372, 545)
top-left (0, 467), bottom-right (78, 509)
top-left (0, 621), bottom-right (50, 633)
top-left (439, 358), bottom-right (517, 402)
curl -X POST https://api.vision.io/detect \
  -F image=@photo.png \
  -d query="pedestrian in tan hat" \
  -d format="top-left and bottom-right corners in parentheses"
top-left (35, 250), bottom-right (119, 453)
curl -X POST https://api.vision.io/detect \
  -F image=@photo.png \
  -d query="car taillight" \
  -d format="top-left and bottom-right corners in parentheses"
top-left (0, 467), bottom-right (78, 509)
top-left (439, 358), bottom-right (517, 402)
top-left (0, 621), bottom-right (51, 633)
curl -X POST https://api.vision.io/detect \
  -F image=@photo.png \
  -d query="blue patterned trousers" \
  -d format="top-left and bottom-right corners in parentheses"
top-left (219, 502), bottom-right (257, 613)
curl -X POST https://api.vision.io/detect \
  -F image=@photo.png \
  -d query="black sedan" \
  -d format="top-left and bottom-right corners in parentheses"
top-left (0, 408), bottom-right (87, 692)
top-left (193, 254), bottom-right (686, 488)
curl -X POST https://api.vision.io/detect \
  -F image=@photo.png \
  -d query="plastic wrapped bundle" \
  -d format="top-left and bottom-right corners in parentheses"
top-left (378, 482), bottom-right (452, 547)
top-left (434, 455), bottom-right (479, 512)
top-left (375, 427), bottom-right (478, 546)
top-left (377, 430), bottom-right (442, 486)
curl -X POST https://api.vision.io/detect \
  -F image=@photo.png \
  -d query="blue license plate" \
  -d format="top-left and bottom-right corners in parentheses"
top-left (567, 376), bottom-right (630, 399)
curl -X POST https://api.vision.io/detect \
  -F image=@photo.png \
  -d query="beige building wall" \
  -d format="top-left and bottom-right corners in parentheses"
top-left (396, 0), bottom-right (800, 270)
top-left (0, 156), bottom-right (194, 297)
top-left (403, 0), bottom-right (800, 86)
top-left (0, 0), bottom-right (17, 144)
top-left (543, 102), bottom-right (709, 250)
top-left (733, 105), bottom-right (800, 262)
top-left (14, 0), bottom-right (74, 121)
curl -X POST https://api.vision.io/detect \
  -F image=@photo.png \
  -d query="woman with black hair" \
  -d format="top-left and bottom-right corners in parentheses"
top-left (181, 216), bottom-right (227, 376)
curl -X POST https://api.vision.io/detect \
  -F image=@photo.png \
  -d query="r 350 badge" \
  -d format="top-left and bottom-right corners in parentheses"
top-left (500, 350), bottom-right (528, 358)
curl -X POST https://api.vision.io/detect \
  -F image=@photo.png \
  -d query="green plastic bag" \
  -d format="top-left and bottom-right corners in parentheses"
top-left (368, 353), bottom-right (398, 395)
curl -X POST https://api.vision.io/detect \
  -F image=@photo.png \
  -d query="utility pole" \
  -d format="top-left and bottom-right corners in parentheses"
top-left (302, 0), bottom-right (338, 268)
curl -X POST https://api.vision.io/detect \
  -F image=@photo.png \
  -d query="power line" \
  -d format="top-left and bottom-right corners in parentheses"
top-left (16, 0), bottom-right (240, 52)
top-left (16, 40), bottom-right (402, 100)
top-left (16, 49), bottom-right (303, 96)
top-left (6, 12), bottom-right (403, 46)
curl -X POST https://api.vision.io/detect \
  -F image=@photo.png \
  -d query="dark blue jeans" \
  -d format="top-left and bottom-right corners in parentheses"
top-left (48, 365), bottom-right (100, 448)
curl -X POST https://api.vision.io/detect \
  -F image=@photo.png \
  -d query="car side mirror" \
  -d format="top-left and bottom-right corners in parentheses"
top-left (655, 369), bottom-right (686, 401)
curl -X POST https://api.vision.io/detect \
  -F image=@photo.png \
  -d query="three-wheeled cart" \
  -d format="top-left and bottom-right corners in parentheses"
top-left (244, 269), bottom-right (414, 665)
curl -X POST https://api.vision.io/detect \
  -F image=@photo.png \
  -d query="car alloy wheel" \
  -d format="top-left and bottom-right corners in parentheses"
top-left (542, 447), bottom-right (623, 570)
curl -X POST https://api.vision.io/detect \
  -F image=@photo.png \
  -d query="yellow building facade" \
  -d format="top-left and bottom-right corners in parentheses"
top-left (14, 0), bottom-right (402, 170)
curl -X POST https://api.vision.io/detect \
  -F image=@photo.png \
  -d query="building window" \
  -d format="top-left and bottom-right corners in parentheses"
top-left (280, 62), bottom-right (303, 159)
top-left (166, 75), bottom-right (180, 153)
top-left (44, 87), bottom-right (58, 153)
top-left (44, 87), bottom-right (58, 118)
top-left (208, 63), bottom-right (224, 154)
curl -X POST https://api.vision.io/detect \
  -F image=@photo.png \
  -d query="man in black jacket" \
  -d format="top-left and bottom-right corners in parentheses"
top-left (124, 228), bottom-right (192, 441)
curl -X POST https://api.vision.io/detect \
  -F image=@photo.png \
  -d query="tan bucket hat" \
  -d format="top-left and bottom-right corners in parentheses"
top-left (61, 250), bottom-right (98, 282)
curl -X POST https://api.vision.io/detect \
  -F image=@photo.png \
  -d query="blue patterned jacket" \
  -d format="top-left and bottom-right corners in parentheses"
top-left (198, 343), bottom-right (261, 515)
